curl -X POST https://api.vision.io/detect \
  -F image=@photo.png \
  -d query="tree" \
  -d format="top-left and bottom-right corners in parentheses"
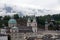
top-left (0, 16), bottom-right (3, 28)
top-left (0, 16), bottom-right (2, 20)
top-left (14, 14), bottom-right (19, 19)
top-left (3, 15), bottom-right (11, 26)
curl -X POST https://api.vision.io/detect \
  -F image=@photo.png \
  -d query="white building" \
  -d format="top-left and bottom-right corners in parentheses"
top-left (0, 28), bottom-right (6, 34)
top-left (27, 16), bottom-right (37, 33)
top-left (0, 34), bottom-right (8, 40)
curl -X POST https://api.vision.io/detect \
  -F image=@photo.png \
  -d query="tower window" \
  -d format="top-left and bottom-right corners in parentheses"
top-left (29, 24), bottom-right (31, 26)
top-left (31, 19), bottom-right (33, 22)
top-left (35, 24), bottom-right (36, 26)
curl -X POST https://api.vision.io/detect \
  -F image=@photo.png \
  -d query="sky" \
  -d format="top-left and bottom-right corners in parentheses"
top-left (0, 0), bottom-right (60, 16)
top-left (0, 0), bottom-right (60, 10)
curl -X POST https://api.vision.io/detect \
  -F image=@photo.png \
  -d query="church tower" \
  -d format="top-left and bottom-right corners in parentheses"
top-left (32, 16), bottom-right (37, 32)
top-left (45, 19), bottom-right (48, 30)
top-left (27, 16), bottom-right (37, 32)
top-left (27, 18), bottom-right (31, 26)
top-left (8, 18), bottom-right (17, 27)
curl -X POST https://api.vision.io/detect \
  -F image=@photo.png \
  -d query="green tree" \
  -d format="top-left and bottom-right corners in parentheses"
top-left (3, 15), bottom-right (11, 26)
top-left (14, 14), bottom-right (19, 19)
top-left (0, 16), bottom-right (3, 28)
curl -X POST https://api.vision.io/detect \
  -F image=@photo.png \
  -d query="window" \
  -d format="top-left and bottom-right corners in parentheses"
top-left (29, 24), bottom-right (31, 26)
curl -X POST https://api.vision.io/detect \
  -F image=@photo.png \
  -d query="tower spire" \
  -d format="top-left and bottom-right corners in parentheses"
top-left (27, 17), bottom-right (31, 22)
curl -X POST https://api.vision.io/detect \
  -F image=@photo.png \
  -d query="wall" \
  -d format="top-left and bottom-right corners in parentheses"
top-left (0, 36), bottom-right (8, 40)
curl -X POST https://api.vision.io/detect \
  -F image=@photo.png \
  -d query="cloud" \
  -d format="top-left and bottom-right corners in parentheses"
top-left (0, 0), bottom-right (60, 16)
top-left (0, 0), bottom-right (59, 10)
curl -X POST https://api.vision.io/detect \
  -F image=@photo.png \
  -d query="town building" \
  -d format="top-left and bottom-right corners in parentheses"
top-left (0, 16), bottom-right (60, 40)
top-left (0, 34), bottom-right (8, 40)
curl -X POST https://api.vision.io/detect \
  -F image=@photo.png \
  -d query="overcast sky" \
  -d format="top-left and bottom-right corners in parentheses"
top-left (0, 0), bottom-right (60, 10)
top-left (0, 0), bottom-right (60, 16)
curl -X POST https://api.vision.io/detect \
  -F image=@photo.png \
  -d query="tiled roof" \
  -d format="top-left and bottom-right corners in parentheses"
top-left (17, 19), bottom-right (27, 26)
top-left (19, 26), bottom-right (33, 32)
top-left (27, 37), bottom-right (36, 40)
top-left (5, 26), bottom-right (33, 33)
top-left (0, 34), bottom-right (7, 36)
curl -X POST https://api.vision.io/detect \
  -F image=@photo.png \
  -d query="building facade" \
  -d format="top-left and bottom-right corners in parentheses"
top-left (0, 34), bottom-right (8, 40)
top-left (0, 16), bottom-right (60, 40)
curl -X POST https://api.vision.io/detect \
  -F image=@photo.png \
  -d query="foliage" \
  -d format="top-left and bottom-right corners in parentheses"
top-left (3, 16), bottom-right (11, 27)
top-left (13, 14), bottom-right (19, 19)
top-left (0, 14), bottom-right (60, 30)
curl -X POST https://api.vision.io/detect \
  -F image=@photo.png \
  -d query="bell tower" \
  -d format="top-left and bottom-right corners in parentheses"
top-left (8, 16), bottom-right (17, 27)
top-left (32, 16), bottom-right (37, 32)
top-left (27, 18), bottom-right (31, 26)
top-left (45, 19), bottom-right (48, 30)
top-left (27, 16), bottom-right (37, 32)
